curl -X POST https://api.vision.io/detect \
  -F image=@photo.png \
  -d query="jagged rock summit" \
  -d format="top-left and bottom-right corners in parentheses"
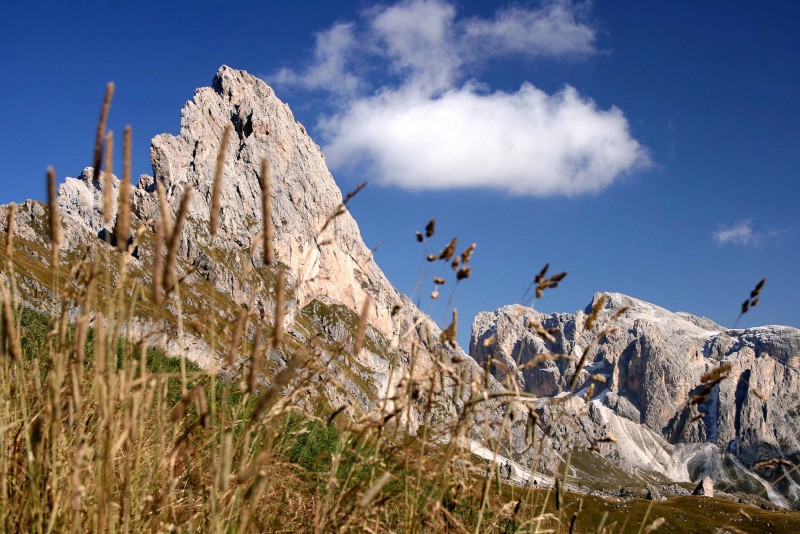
top-left (0, 66), bottom-right (483, 427)
top-left (133, 65), bottom-right (407, 339)
top-left (471, 292), bottom-right (800, 505)
top-left (4, 66), bottom-right (799, 509)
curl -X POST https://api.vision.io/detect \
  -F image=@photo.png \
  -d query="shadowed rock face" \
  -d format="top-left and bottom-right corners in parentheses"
top-left (471, 293), bottom-right (800, 505)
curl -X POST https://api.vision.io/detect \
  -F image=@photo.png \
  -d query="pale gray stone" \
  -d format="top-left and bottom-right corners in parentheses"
top-left (470, 292), bottom-right (800, 505)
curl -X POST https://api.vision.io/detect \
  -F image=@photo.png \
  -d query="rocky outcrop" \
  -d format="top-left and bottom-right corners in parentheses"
top-left (0, 66), bottom-right (486, 433)
top-left (130, 66), bottom-right (409, 340)
top-left (693, 475), bottom-right (715, 497)
top-left (471, 293), bottom-right (800, 505)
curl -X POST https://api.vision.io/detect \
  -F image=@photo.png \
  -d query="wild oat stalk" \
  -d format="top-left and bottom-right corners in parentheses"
top-left (211, 124), bottom-right (232, 237)
top-left (163, 186), bottom-right (192, 294)
top-left (261, 158), bottom-right (274, 266)
top-left (47, 166), bottom-right (61, 266)
top-left (102, 131), bottom-right (114, 226)
top-left (115, 126), bottom-right (132, 252)
top-left (353, 294), bottom-right (371, 357)
top-left (272, 266), bottom-right (286, 351)
top-left (4, 203), bottom-right (15, 260)
top-left (92, 82), bottom-right (115, 176)
top-left (733, 277), bottom-right (766, 328)
top-left (152, 217), bottom-right (164, 305)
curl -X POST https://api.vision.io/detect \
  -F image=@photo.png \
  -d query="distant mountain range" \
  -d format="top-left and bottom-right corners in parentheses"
top-left (2, 66), bottom-right (797, 509)
top-left (472, 293), bottom-right (800, 506)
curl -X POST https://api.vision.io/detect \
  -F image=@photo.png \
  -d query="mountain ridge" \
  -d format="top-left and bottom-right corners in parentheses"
top-left (1, 65), bottom-right (798, 510)
top-left (0, 66), bottom-right (489, 433)
top-left (471, 291), bottom-right (800, 505)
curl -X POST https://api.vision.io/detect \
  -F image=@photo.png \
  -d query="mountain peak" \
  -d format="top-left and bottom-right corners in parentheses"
top-left (1, 66), bottom-right (484, 429)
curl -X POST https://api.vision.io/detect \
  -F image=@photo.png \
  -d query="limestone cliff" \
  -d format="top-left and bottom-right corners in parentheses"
top-left (471, 293), bottom-right (800, 505)
top-left (0, 66), bottom-right (483, 431)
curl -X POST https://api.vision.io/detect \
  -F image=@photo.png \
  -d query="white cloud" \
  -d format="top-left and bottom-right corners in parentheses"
top-left (271, 0), bottom-right (648, 196)
top-left (321, 83), bottom-right (646, 195)
top-left (370, 0), bottom-right (459, 92)
top-left (463, 2), bottom-right (597, 59)
top-left (273, 23), bottom-right (361, 96)
top-left (714, 220), bottom-right (756, 245)
top-left (714, 220), bottom-right (794, 246)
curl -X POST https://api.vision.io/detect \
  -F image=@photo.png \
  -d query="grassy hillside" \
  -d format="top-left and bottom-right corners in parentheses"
top-left (1, 88), bottom-right (798, 532)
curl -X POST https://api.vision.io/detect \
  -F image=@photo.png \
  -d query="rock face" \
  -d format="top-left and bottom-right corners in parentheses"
top-left (0, 66), bottom-right (485, 431)
top-left (5, 66), bottom-right (798, 507)
top-left (471, 293), bottom-right (800, 505)
top-left (130, 66), bottom-right (413, 341)
top-left (693, 475), bottom-right (715, 497)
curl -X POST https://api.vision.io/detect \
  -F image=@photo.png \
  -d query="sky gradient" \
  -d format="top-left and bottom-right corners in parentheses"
top-left (2, 1), bottom-right (798, 348)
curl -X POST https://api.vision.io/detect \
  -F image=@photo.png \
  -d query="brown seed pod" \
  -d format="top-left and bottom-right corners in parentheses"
top-left (425, 218), bottom-right (436, 238)
top-left (460, 243), bottom-right (476, 264)
top-left (440, 309), bottom-right (458, 348)
top-left (438, 237), bottom-right (458, 261)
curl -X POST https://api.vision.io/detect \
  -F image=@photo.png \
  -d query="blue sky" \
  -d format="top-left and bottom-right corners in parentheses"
top-left (2, 1), bottom-right (798, 347)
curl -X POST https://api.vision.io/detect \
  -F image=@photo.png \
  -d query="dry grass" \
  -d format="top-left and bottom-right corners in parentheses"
top-left (0, 82), bottom-right (796, 534)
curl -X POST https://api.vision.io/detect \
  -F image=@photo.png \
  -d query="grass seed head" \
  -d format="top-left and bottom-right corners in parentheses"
top-left (47, 166), bottom-right (61, 263)
top-left (440, 309), bottom-right (458, 348)
top-left (261, 158), bottom-right (274, 266)
top-left (102, 131), bottom-right (114, 225)
top-left (5, 203), bottom-right (15, 258)
top-left (163, 186), bottom-right (192, 293)
top-left (272, 266), bottom-right (286, 351)
top-left (353, 294), bottom-right (372, 357)
top-left (460, 243), bottom-right (476, 264)
top-left (425, 218), bottom-right (436, 238)
top-left (211, 124), bottom-right (232, 237)
top-left (228, 305), bottom-right (248, 366)
top-left (584, 294), bottom-right (607, 331)
top-left (438, 237), bottom-right (458, 261)
top-left (153, 217), bottom-right (164, 304)
top-left (114, 126), bottom-right (132, 252)
top-left (92, 82), bottom-right (115, 177)
top-left (156, 181), bottom-right (173, 236)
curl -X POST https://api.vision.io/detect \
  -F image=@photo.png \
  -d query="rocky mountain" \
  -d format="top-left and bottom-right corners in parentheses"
top-left (471, 293), bottom-right (800, 506)
top-left (3, 65), bottom-right (798, 510)
top-left (0, 66), bottom-right (484, 433)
